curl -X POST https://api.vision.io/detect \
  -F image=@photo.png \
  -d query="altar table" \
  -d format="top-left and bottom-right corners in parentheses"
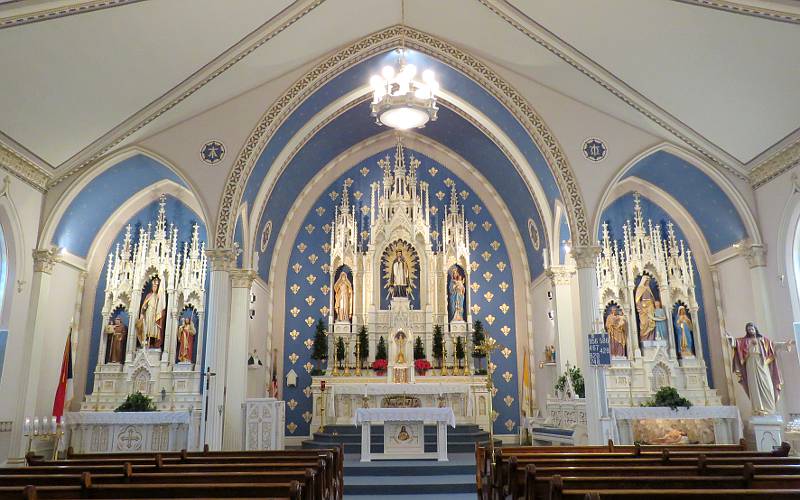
top-left (611, 406), bottom-right (742, 445)
top-left (64, 411), bottom-right (191, 453)
top-left (354, 407), bottom-right (455, 462)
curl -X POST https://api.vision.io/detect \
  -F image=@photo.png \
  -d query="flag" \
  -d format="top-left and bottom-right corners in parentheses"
top-left (522, 347), bottom-right (533, 417)
top-left (52, 328), bottom-right (74, 422)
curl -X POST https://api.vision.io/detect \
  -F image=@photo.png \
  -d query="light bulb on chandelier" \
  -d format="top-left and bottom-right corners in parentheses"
top-left (369, 49), bottom-right (439, 130)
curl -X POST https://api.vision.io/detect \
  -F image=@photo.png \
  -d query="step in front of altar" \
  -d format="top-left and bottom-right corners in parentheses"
top-left (302, 424), bottom-right (496, 454)
top-left (343, 453), bottom-right (477, 497)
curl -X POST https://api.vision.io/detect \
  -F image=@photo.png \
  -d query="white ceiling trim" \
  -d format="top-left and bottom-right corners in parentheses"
top-left (670, 0), bottom-right (800, 24)
top-left (0, 140), bottom-right (49, 192)
top-left (481, 0), bottom-right (749, 180)
top-left (750, 137), bottom-right (800, 189)
top-left (0, 0), bottom-right (145, 29)
top-left (51, 0), bottom-right (326, 185)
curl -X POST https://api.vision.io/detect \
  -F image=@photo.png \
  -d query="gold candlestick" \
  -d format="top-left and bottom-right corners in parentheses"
top-left (332, 336), bottom-right (340, 377)
top-left (355, 337), bottom-right (362, 376)
top-left (344, 338), bottom-right (351, 376)
top-left (441, 342), bottom-right (448, 376)
top-left (451, 335), bottom-right (457, 377)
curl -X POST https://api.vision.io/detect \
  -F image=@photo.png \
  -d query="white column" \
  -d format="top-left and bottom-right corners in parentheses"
top-left (9, 249), bottom-right (61, 461)
top-left (546, 265), bottom-right (577, 374)
top-left (742, 244), bottom-right (774, 335)
top-left (572, 246), bottom-right (608, 444)
top-left (223, 269), bottom-right (256, 450)
top-left (202, 248), bottom-right (237, 451)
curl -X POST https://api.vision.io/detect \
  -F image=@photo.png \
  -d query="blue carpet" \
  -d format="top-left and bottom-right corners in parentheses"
top-left (343, 453), bottom-right (477, 497)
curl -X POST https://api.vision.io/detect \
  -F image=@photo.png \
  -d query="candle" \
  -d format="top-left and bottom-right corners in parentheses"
top-left (51, 417), bottom-right (57, 434)
top-left (33, 417), bottom-right (39, 436)
top-left (24, 417), bottom-right (30, 436)
top-left (364, 384), bottom-right (368, 397)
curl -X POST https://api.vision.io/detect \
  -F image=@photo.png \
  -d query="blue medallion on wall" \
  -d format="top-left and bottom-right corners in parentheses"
top-left (582, 138), bottom-right (607, 162)
top-left (200, 140), bottom-right (225, 165)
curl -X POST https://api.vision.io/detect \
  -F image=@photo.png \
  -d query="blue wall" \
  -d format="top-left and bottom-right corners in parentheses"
top-left (599, 193), bottom-right (714, 386)
top-left (282, 148), bottom-right (521, 436)
top-left (53, 154), bottom-right (186, 258)
top-left (86, 195), bottom-right (207, 393)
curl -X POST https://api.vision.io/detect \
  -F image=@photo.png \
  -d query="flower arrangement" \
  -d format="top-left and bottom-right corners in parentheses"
top-left (371, 358), bottom-right (388, 374)
top-left (414, 358), bottom-right (432, 374)
top-left (114, 392), bottom-right (156, 412)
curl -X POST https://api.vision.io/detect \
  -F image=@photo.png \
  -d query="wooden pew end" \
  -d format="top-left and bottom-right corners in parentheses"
top-left (22, 485), bottom-right (38, 500)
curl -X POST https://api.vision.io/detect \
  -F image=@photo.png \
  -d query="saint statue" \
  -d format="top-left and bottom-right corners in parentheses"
top-left (675, 306), bottom-right (695, 357)
top-left (390, 248), bottom-right (409, 298)
top-left (177, 316), bottom-right (196, 363)
top-left (136, 276), bottom-right (166, 348)
top-left (605, 305), bottom-right (628, 358)
top-left (333, 271), bottom-right (353, 322)
top-left (726, 322), bottom-right (795, 416)
top-left (448, 267), bottom-right (466, 322)
top-left (635, 275), bottom-right (657, 342)
top-left (107, 317), bottom-right (127, 363)
top-left (652, 300), bottom-right (669, 341)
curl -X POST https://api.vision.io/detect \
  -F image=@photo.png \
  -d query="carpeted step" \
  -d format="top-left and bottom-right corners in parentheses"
top-left (344, 474), bottom-right (476, 495)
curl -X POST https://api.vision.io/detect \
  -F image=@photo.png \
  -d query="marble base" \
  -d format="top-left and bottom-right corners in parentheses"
top-left (750, 414), bottom-right (783, 451)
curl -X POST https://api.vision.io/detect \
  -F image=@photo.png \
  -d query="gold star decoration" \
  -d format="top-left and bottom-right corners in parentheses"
top-left (483, 291), bottom-right (494, 302)
top-left (505, 419), bottom-right (516, 432)
top-left (305, 295), bottom-right (316, 306)
top-left (428, 167), bottom-right (438, 176)
top-left (292, 263), bottom-right (302, 273)
top-left (470, 281), bottom-right (480, 294)
top-left (471, 304), bottom-right (481, 315)
top-left (483, 271), bottom-right (493, 282)
top-left (320, 284), bottom-right (330, 295)
top-left (321, 263), bottom-right (330, 274)
top-left (501, 347), bottom-right (512, 359)
top-left (468, 221), bottom-right (477, 232)
top-left (322, 242), bottom-right (331, 253)
top-left (491, 410), bottom-right (498, 422)
top-left (287, 399), bottom-right (298, 410)
top-left (361, 205), bottom-right (370, 215)
top-left (316, 206), bottom-right (326, 217)
top-left (329, 191), bottom-right (339, 201)
top-left (503, 395), bottom-right (515, 407)
top-left (304, 338), bottom-right (314, 350)
top-left (303, 362), bottom-right (314, 373)
top-left (290, 307), bottom-right (300, 318)
top-left (482, 221), bottom-right (492, 231)
top-left (481, 251), bottom-right (492, 262)
top-left (360, 166), bottom-right (370, 176)
top-left (496, 261), bottom-right (506, 272)
top-left (499, 281), bottom-right (509, 292)
top-left (460, 190), bottom-right (469, 199)
top-left (430, 206), bottom-right (438, 215)
top-left (360, 230), bottom-right (369, 241)
top-left (472, 204), bottom-right (482, 215)
top-left (297, 243), bottom-right (307, 253)
top-left (502, 371), bottom-right (513, 383)
top-left (303, 386), bottom-right (313, 398)
top-left (436, 191), bottom-right (445, 201)
top-left (485, 314), bottom-right (496, 326)
top-left (469, 240), bottom-right (479, 251)
top-left (287, 422), bottom-right (298, 433)
top-left (306, 274), bottom-right (316, 285)
top-left (290, 284), bottom-right (300, 295)
top-left (490, 240), bottom-right (501, 251)
top-left (290, 329), bottom-right (300, 341)
top-left (431, 230), bottom-right (440, 241)
top-left (302, 411), bottom-right (313, 423)
top-left (305, 317), bottom-right (315, 327)
top-left (305, 224), bottom-right (315, 235)
top-left (344, 178), bottom-right (353, 187)
top-left (491, 386), bottom-right (499, 397)
top-left (444, 178), bottom-right (454, 187)
top-left (499, 303), bottom-right (510, 314)
top-left (309, 253), bottom-right (319, 264)
top-left (289, 352), bottom-right (299, 364)
top-left (320, 305), bottom-right (330, 316)
top-left (322, 224), bottom-right (332, 234)
top-left (353, 190), bottom-right (363, 201)
top-left (488, 361), bottom-right (497, 374)
top-left (470, 261), bottom-right (480, 272)
top-left (500, 325), bottom-right (511, 336)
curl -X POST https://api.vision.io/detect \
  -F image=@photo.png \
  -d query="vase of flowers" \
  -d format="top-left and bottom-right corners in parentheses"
top-left (414, 358), bottom-right (432, 375)
top-left (371, 358), bottom-right (388, 376)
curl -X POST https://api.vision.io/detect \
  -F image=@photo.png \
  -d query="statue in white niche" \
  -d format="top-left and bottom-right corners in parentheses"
top-left (333, 271), bottom-right (353, 322)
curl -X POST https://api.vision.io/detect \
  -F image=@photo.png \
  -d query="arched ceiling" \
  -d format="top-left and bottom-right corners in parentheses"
top-left (1, 0), bottom-right (799, 190)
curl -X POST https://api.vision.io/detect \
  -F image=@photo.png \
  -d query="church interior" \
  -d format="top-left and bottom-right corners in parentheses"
top-left (1, 0), bottom-right (800, 498)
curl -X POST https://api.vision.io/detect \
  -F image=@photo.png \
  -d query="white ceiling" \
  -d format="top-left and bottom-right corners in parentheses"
top-left (0, 0), bottom-right (798, 179)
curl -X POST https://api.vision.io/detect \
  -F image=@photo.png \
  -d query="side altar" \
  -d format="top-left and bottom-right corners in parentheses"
top-left (306, 140), bottom-right (490, 433)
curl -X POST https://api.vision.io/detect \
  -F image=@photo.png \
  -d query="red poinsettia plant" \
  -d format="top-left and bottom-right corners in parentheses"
top-left (371, 359), bottom-right (388, 372)
top-left (414, 359), bottom-right (432, 372)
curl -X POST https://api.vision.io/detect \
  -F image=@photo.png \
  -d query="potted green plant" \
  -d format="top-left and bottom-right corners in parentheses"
top-left (472, 320), bottom-right (486, 372)
top-left (115, 392), bottom-right (156, 412)
top-left (310, 318), bottom-right (328, 376)
top-left (554, 365), bottom-right (585, 399)
top-left (641, 386), bottom-right (692, 411)
top-left (432, 324), bottom-right (444, 369)
top-left (373, 336), bottom-right (388, 375)
top-left (357, 325), bottom-right (369, 369)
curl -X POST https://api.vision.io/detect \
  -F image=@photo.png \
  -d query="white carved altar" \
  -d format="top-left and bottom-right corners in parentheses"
top-left (243, 398), bottom-right (285, 451)
top-left (63, 411), bottom-right (193, 453)
top-left (355, 407), bottom-right (455, 462)
top-left (611, 406), bottom-right (742, 445)
top-left (81, 196), bottom-right (207, 449)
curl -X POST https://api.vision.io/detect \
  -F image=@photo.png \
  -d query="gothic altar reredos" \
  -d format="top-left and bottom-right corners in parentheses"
top-left (82, 195), bottom-right (208, 429)
top-left (281, 141), bottom-right (522, 437)
top-left (597, 194), bottom-right (720, 406)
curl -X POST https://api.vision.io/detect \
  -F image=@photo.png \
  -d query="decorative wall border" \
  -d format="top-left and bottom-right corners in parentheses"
top-left (0, 0), bottom-right (145, 29)
top-left (671, 0), bottom-right (800, 24)
top-left (750, 139), bottom-right (800, 189)
top-left (479, 0), bottom-right (748, 181)
top-left (216, 25), bottom-right (589, 251)
top-left (0, 142), bottom-right (49, 192)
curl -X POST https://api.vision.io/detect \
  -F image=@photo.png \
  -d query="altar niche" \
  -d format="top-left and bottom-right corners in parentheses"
top-left (596, 193), bottom-right (715, 407)
top-left (136, 274), bottom-right (167, 350)
top-left (104, 307), bottom-right (129, 364)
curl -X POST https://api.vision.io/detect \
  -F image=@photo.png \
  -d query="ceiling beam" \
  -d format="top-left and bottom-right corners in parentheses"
top-left (670, 0), bottom-right (800, 24)
top-left (0, 0), bottom-right (146, 30)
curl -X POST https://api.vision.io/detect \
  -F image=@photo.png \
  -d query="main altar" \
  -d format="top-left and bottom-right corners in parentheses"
top-left (309, 140), bottom-right (490, 432)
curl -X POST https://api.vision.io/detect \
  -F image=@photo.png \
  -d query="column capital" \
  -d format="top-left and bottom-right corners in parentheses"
top-left (230, 269), bottom-right (257, 289)
top-left (570, 245), bottom-right (601, 269)
top-left (545, 265), bottom-right (575, 286)
top-left (740, 243), bottom-right (767, 268)
top-left (32, 248), bottom-right (62, 274)
top-left (205, 247), bottom-right (239, 271)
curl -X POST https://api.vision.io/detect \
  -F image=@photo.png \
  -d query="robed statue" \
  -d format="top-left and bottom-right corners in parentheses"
top-left (448, 266), bottom-right (466, 322)
top-left (390, 248), bottom-right (410, 298)
top-left (653, 300), bottom-right (669, 341)
top-left (605, 305), bottom-right (627, 358)
top-left (675, 305), bottom-right (695, 357)
top-left (726, 322), bottom-right (795, 415)
top-left (177, 316), bottom-right (196, 363)
top-left (136, 276), bottom-right (166, 348)
top-left (333, 271), bottom-right (353, 322)
top-left (635, 275), bottom-right (657, 342)
top-left (106, 316), bottom-right (127, 363)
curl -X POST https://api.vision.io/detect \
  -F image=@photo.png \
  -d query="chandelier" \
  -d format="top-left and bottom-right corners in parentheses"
top-left (369, 1), bottom-right (439, 130)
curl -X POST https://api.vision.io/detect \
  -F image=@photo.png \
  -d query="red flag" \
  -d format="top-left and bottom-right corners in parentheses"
top-left (52, 329), bottom-right (74, 422)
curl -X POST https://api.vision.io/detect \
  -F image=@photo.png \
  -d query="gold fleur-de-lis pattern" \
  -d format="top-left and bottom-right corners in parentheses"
top-left (280, 147), bottom-right (520, 437)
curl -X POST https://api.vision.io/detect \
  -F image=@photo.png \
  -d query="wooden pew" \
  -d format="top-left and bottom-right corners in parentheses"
top-left (574, 489), bottom-right (800, 500)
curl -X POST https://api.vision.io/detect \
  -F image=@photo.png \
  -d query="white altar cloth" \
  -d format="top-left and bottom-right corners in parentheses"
top-left (354, 407), bottom-right (455, 462)
top-left (64, 411), bottom-right (191, 453)
top-left (331, 383), bottom-right (472, 417)
top-left (611, 406), bottom-right (742, 444)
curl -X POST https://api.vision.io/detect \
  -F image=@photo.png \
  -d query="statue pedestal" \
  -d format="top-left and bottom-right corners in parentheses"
top-left (750, 414), bottom-right (783, 451)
